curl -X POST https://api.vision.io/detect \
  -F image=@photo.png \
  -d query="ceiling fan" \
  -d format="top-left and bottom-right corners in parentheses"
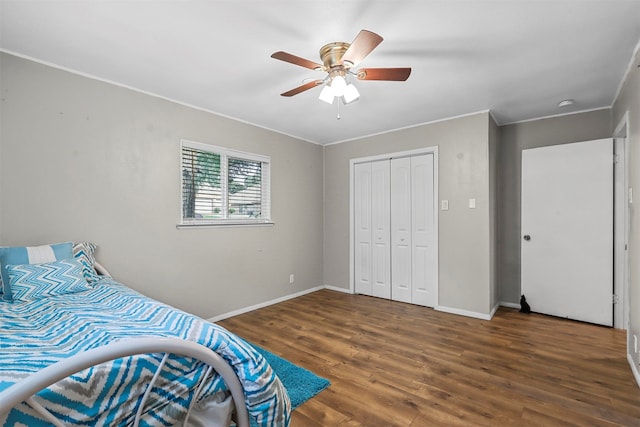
top-left (271, 29), bottom-right (411, 105)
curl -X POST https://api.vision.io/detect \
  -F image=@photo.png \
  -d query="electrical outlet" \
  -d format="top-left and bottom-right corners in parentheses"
top-left (289, 274), bottom-right (295, 284)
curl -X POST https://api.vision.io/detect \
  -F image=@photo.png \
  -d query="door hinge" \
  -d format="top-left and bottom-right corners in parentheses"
top-left (614, 154), bottom-right (621, 163)
top-left (613, 294), bottom-right (620, 304)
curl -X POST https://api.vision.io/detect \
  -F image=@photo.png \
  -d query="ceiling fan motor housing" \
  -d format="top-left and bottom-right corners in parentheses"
top-left (319, 42), bottom-right (352, 70)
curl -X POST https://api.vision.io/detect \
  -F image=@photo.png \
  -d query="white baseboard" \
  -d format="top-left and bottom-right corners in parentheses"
top-left (208, 286), bottom-right (324, 322)
top-left (434, 305), bottom-right (493, 320)
top-left (500, 301), bottom-right (521, 309)
top-left (628, 352), bottom-right (640, 389)
top-left (211, 286), bottom-right (503, 323)
top-left (489, 302), bottom-right (500, 318)
top-left (324, 284), bottom-right (353, 294)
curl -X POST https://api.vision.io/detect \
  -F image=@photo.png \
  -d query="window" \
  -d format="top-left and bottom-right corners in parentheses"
top-left (180, 140), bottom-right (271, 226)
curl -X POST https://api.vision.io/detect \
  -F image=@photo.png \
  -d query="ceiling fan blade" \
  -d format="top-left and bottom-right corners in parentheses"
top-left (356, 68), bottom-right (412, 81)
top-left (342, 30), bottom-right (383, 67)
top-left (271, 51), bottom-right (323, 70)
top-left (280, 80), bottom-right (323, 97)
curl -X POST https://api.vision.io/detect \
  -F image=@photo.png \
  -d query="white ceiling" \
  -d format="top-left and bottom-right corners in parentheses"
top-left (1, 1), bottom-right (639, 145)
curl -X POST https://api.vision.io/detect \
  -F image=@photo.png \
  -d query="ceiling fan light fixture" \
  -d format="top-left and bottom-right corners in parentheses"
top-left (343, 83), bottom-right (360, 104)
top-left (331, 75), bottom-right (347, 96)
top-left (272, 29), bottom-right (411, 112)
top-left (318, 84), bottom-right (335, 104)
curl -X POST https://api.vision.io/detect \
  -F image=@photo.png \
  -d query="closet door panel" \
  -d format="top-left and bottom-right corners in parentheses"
top-left (354, 162), bottom-right (372, 295)
top-left (370, 160), bottom-right (391, 299)
top-left (391, 157), bottom-right (412, 303)
top-left (353, 152), bottom-right (437, 306)
top-left (411, 154), bottom-right (436, 307)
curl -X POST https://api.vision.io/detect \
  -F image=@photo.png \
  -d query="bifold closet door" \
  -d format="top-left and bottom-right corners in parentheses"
top-left (410, 154), bottom-right (436, 307)
top-left (370, 160), bottom-right (391, 299)
top-left (391, 154), bottom-right (436, 307)
top-left (354, 160), bottom-right (391, 299)
top-left (354, 162), bottom-right (372, 295)
top-left (391, 157), bottom-right (412, 303)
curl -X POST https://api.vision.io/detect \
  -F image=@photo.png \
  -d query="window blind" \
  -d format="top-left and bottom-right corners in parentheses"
top-left (180, 140), bottom-right (271, 225)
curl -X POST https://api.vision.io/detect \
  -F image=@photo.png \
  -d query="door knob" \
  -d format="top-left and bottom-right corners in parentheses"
top-left (523, 235), bottom-right (531, 241)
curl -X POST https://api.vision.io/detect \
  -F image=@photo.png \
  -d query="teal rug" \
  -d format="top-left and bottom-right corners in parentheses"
top-left (250, 343), bottom-right (330, 410)
top-left (246, 343), bottom-right (330, 426)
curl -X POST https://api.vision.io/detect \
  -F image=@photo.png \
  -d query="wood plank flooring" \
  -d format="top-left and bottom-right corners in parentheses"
top-left (218, 290), bottom-right (640, 426)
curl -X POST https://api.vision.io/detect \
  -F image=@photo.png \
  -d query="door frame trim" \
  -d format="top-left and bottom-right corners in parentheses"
top-left (614, 111), bottom-right (630, 330)
top-left (349, 146), bottom-right (439, 307)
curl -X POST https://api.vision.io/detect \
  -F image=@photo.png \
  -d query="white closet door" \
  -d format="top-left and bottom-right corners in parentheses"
top-left (391, 157), bottom-right (412, 303)
top-left (354, 162), bottom-right (372, 295)
top-left (371, 160), bottom-right (391, 299)
top-left (411, 154), bottom-right (436, 307)
top-left (353, 153), bottom-right (437, 306)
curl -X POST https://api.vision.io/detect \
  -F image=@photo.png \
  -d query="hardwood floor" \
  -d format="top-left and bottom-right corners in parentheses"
top-left (218, 290), bottom-right (640, 426)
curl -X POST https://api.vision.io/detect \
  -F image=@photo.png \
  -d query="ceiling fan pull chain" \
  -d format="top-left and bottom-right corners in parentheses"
top-left (336, 99), bottom-right (341, 120)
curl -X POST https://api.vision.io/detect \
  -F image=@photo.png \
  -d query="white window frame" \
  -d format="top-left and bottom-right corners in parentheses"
top-left (178, 139), bottom-right (272, 228)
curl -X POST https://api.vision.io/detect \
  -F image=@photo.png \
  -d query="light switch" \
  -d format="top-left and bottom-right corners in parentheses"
top-left (441, 200), bottom-right (449, 211)
top-left (469, 198), bottom-right (476, 209)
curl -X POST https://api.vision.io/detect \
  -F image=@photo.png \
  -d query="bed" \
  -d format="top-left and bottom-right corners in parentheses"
top-left (0, 242), bottom-right (291, 426)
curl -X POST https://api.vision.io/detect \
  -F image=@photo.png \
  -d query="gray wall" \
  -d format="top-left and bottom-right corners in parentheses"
top-left (498, 109), bottom-right (612, 304)
top-left (0, 50), bottom-right (628, 325)
top-left (612, 48), bottom-right (640, 367)
top-left (324, 112), bottom-right (496, 315)
top-left (0, 53), bottom-right (324, 319)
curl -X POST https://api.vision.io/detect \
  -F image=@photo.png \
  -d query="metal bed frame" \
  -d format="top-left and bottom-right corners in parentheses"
top-left (0, 338), bottom-right (250, 427)
top-left (0, 262), bottom-right (250, 427)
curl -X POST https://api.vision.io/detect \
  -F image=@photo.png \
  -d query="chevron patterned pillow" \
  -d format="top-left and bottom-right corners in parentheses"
top-left (6, 258), bottom-right (92, 301)
top-left (72, 242), bottom-right (104, 283)
top-left (0, 241), bottom-right (73, 301)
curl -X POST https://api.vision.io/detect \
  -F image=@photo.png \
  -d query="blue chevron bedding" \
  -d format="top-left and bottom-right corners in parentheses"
top-left (0, 277), bottom-right (291, 426)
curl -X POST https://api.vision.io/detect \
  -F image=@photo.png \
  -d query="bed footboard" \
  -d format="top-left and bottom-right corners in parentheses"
top-left (0, 337), bottom-right (249, 427)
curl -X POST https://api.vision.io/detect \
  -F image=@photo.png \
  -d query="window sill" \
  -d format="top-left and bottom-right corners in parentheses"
top-left (176, 221), bottom-right (274, 229)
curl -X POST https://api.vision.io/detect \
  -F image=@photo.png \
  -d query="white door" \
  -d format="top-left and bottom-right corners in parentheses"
top-left (371, 160), bottom-right (391, 299)
top-left (355, 161), bottom-right (391, 299)
top-left (411, 154), bottom-right (436, 307)
top-left (354, 162), bottom-right (372, 295)
top-left (391, 157), bottom-right (412, 303)
top-left (521, 138), bottom-right (613, 326)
